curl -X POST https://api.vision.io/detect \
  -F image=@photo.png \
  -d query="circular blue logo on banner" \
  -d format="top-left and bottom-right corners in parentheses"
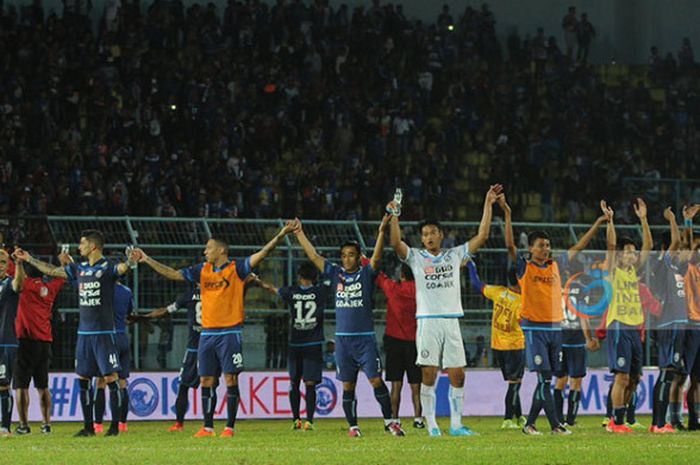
top-left (315, 376), bottom-right (338, 416)
top-left (128, 378), bottom-right (159, 417)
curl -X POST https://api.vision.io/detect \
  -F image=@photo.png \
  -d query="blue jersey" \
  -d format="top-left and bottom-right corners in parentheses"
top-left (0, 277), bottom-right (19, 345)
top-left (168, 286), bottom-right (201, 350)
top-left (113, 284), bottom-right (134, 333)
top-left (323, 261), bottom-right (377, 335)
top-left (278, 284), bottom-right (329, 346)
top-left (651, 253), bottom-right (688, 328)
top-left (64, 258), bottom-right (121, 333)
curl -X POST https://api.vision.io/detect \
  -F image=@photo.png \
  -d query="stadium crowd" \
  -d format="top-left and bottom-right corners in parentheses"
top-left (0, 0), bottom-right (699, 224)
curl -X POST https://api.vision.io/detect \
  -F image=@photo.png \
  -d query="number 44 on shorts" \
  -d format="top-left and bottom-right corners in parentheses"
top-left (232, 353), bottom-right (243, 368)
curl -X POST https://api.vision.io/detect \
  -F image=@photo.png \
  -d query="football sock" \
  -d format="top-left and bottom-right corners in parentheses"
top-left (305, 384), bottom-right (317, 422)
top-left (342, 390), bottom-right (358, 427)
top-left (94, 387), bottom-right (106, 424)
top-left (289, 382), bottom-right (301, 421)
top-left (566, 390), bottom-right (581, 425)
top-left (175, 385), bottom-right (189, 423)
top-left (420, 383), bottom-right (437, 430)
top-left (79, 379), bottom-right (94, 430)
top-left (226, 385), bottom-right (240, 429)
top-left (448, 385), bottom-right (464, 430)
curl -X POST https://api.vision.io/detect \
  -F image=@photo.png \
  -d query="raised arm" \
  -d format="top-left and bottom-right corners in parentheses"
top-left (634, 198), bottom-right (653, 266)
top-left (468, 184), bottom-right (503, 255)
top-left (466, 260), bottom-right (486, 293)
top-left (568, 215), bottom-right (607, 262)
top-left (601, 200), bottom-right (616, 276)
top-left (663, 207), bottom-right (680, 252)
top-left (498, 194), bottom-right (517, 262)
top-left (388, 213), bottom-right (409, 260)
top-left (370, 214), bottom-right (391, 270)
top-left (13, 248), bottom-right (68, 278)
top-left (135, 248), bottom-right (185, 281)
top-left (683, 204), bottom-right (700, 251)
top-left (11, 254), bottom-right (24, 293)
top-left (249, 219), bottom-right (299, 269)
top-left (294, 220), bottom-right (326, 272)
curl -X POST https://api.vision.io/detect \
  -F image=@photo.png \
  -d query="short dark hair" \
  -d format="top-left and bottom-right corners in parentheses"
top-left (527, 230), bottom-right (550, 246)
top-left (210, 236), bottom-right (229, 253)
top-left (80, 229), bottom-right (105, 250)
top-left (297, 261), bottom-right (318, 281)
top-left (418, 220), bottom-right (442, 233)
top-left (618, 236), bottom-right (637, 250)
top-left (340, 240), bottom-right (361, 255)
top-left (400, 264), bottom-right (414, 281)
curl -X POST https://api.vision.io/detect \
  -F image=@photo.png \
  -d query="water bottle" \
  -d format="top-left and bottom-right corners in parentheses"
top-left (386, 188), bottom-right (403, 216)
top-left (125, 245), bottom-right (137, 269)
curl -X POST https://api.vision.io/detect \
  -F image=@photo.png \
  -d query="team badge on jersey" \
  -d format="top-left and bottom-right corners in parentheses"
top-left (40, 286), bottom-right (48, 297)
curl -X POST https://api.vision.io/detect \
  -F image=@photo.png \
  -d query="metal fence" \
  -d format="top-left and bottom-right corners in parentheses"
top-left (3, 216), bottom-right (673, 372)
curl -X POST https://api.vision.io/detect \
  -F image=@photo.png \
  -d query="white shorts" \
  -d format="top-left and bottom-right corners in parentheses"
top-left (415, 318), bottom-right (466, 369)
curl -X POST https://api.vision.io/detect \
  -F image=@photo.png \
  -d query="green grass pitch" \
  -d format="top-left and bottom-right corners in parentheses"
top-left (4, 416), bottom-right (700, 465)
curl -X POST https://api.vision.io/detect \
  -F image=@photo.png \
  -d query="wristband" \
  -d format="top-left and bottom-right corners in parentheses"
top-left (685, 218), bottom-right (693, 227)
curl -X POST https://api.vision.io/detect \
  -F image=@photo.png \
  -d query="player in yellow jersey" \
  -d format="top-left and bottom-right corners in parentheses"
top-left (467, 260), bottom-right (523, 429)
top-left (600, 198), bottom-right (652, 434)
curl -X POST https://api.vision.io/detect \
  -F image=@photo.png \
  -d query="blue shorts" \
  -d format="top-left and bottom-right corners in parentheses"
top-left (493, 349), bottom-right (525, 381)
top-left (555, 345), bottom-right (587, 378)
top-left (179, 349), bottom-right (201, 388)
top-left (75, 333), bottom-right (121, 378)
top-left (198, 329), bottom-right (243, 377)
top-left (0, 345), bottom-right (17, 386)
top-left (288, 344), bottom-right (323, 384)
top-left (607, 324), bottom-right (642, 375)
top-left (523, 328), bottom-right (562, 374)
top-left (656, 327), bottom-right (685, 372)
top-left (685, 325), bottom-right (700, 376)
top-left (335, 335), bottom-right (382, 383)
top-left (115, 332), bottom-right (131, 380)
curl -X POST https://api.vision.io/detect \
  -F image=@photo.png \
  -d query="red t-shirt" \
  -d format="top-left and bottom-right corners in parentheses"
top-left (16, 277), bottom-right (65, 342)
top-left (376, 272), bottom-right (417, 341)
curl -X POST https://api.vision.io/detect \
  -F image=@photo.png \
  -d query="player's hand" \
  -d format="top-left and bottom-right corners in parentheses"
top-left (586, 338), bottom-right (600, 352)
top-left (292, 217), bottom-right (303, 235)
top-left (485, 184), bottom-right (504, 205)
top-left (682, 204), bottom-right (700, 221)
top-left (378, 214), bottom-right (391, 233)
top-left (132, 248), bottom-right (148, 262)
top-left (497, 194), bottom-right (510, 213)
top-left (12, 247), bottom-right (32, 263)
top-left (127, 314), bottom-right (149, 324)
top-left (600, 200), bottom-right (614, 220)
top-left (57, 252), bottom-right (74, 266)
top-left (595, 214), bottom-right (608, 224)
top-left (385, 200), bottom-right (398, 215)
top-left (663, 207), bottom-right (676, 223)
top-left (281, 219), bottom-right (299, 236)
top-left (633, 198), bottom-right (647, 220)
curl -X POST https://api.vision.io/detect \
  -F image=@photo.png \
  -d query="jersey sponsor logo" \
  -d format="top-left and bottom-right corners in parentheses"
top-left (315, 376), bottom-right (338, 416)
top-left (533, 276), bottom-right (556, 284)
top-left (79, 281), bottom-right (102, 306)
top-left (336, 282), bottom-right (364, 308)
top-left (40, 286), bottom-right (49, 298)
top-left (95, 270), bottom-right (103, 278)
top-left (423, 263), bottom-right (455, 290)
top-left (203, 278), bottom-right (230, 289)
top-left (128, 378), bottom-right (159, 417)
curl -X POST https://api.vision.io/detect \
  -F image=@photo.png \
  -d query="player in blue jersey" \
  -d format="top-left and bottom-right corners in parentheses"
top-left (257, 261), bottom-right (330, 431)
top-left (94, 282), bottom-right (134, 434)
top-left (145, 285), bottom-right (208, 432)
top-left (15, 230), bottom-right (137, 437)
top-left (649, 209), bottom-right (690, 433)
top-left (0, 250), bottom-right (20, 436)
top-left (295, 214), bottom-right (405, 437)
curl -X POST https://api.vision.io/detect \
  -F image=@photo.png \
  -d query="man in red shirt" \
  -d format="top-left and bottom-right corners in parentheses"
top-left (11, 255), bottom-right (65, 435)
top-left (376, 264), bottom-right (423, 428)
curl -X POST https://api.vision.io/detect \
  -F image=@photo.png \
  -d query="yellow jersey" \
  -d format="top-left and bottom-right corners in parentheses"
top-left (483, 285), bottom-right (525, 350)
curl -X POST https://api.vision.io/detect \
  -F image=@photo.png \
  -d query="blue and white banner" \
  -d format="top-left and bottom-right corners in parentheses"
top-left (18, 369), bottom-right (662, 422)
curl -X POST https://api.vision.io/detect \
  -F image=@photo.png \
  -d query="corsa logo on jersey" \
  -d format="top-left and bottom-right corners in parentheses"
top-left (203, 278), bottom-right (230, 289)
